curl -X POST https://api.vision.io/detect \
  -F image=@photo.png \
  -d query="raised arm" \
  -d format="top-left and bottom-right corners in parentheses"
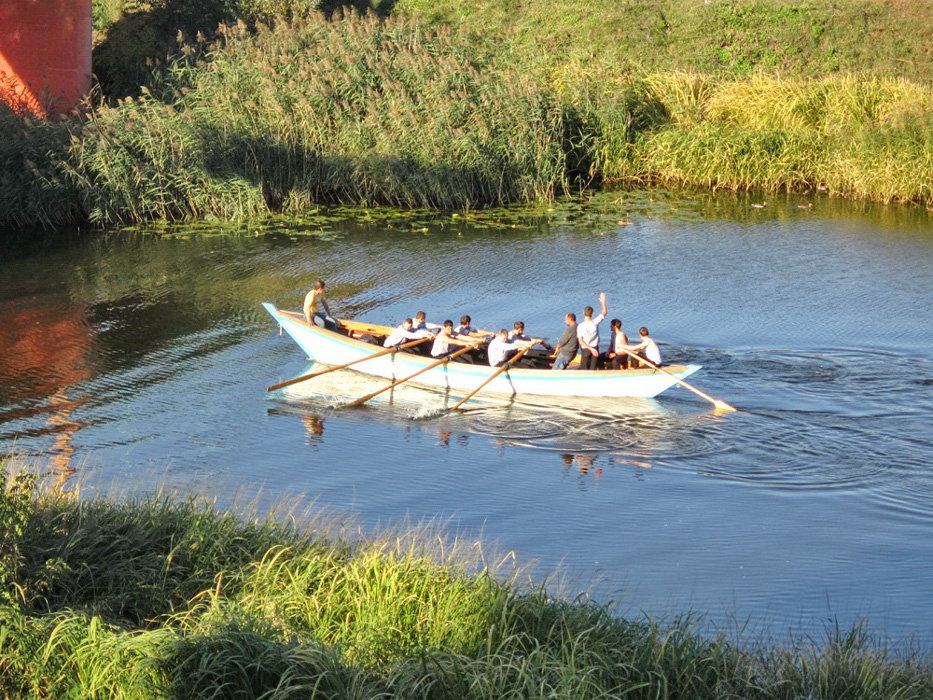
top-left (598, 292), bottom-right (607, 318)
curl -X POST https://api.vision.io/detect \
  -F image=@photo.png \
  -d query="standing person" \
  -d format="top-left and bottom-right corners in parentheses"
top-left (628, 326), bottom-right (662, 368)
top-left (430, 320), bottom-right (483, 358)
top-left (576, 293), bottom-right (607, 370)
top-left (303, 280), bottom-right (337, 331)
top-left (552, 313), bottom-right (579, 370)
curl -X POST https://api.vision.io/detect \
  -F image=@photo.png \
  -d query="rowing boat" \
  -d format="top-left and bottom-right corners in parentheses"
top-left (262, 303), bottom-right (701, 399)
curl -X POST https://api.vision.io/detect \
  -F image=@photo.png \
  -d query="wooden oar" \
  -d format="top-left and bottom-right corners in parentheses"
top-left (448, 345), bottom-right (532, 412)
top-left (266, 337), bottom-right (430, 392)
top-left (344, 344), bottom-right (478, 407)
top-left (617, 347), bottom-right (737, 412)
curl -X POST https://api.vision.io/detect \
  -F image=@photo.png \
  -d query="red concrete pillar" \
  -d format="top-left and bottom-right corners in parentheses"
top-left (0, 0), bottom-right (92, 117)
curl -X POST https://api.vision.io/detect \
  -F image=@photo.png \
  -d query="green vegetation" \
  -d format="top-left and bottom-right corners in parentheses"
top-left (2, 1), bottom-right (933, 235)
top-left (2, 463), bottom-right (933, 698)
top-left (396, 0), bottom-right (933, 84)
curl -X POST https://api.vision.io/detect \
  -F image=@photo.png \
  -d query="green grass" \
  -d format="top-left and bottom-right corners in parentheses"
top-left (3, 3), bottom-right (933, 234)
top-left (395, 0), bottom-right (933, 84)
top-left (3, 461), bottom-right (933, 699)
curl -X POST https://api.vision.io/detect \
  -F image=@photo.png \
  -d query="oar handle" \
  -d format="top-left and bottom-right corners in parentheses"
top-left (267, 336), bottom-right (429, 392)
top-left (617, 346), bottom-right (736, 412)
top-left (449, 345), bottom-right (532, 412)
top-left (345, 344), bottom-right (476, 407)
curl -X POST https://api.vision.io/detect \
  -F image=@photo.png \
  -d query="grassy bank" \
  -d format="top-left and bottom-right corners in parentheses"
top-left (3, 5), bottom-right (933, 233)
top-left (396, 0), bottom-right (933, 84)
top-left (2, 463), bottom-right (933, 699)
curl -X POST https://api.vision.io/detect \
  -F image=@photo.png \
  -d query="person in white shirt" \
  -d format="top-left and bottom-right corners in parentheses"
top-left (627, 326), bottom-right (662, 367)
top-left (576, 293), bottom-right (607, 370)
top-left (487, 329), bottom-right (537, 367)
top-left (411, 310), bottom-right (442, 338)
top-left (431, 320), bottom-right (483, 357)
top-left (508, 321), bottom-right (552, 351)
top-left (383, 318), bottom-right (427, 348)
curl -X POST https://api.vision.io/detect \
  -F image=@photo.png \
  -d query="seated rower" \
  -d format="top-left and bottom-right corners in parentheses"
top-left (431, 320), bottom-right (484, 358)
top-left (627, 326), bottom-right (662, 368)
top-left (509, 321), bottom-right (552, 351)
top-left (412, 311), bottom-right (442, 338)
top-left (601, 319), bottom-right (629, 370)
top-left (487, 329), bottom-right (537, 367)
top-left (383, 318), bottom-right (427, 348)
top-left (455, 314), bottom-right (493, 340)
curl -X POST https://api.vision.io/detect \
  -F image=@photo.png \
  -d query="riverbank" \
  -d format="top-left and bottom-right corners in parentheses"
top-left (2, 463), bottom-right (932, 698)
top-left (3, 6), bottom-right (932, 235)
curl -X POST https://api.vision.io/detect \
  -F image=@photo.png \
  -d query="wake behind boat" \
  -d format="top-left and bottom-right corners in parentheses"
top-left (263, 303), bottom-right (702, 399)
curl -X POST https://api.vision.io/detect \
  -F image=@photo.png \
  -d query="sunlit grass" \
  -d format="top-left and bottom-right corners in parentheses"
top-left (3, 9), bottom-right (933, 233)
top-left (3, 460), bottom-right (933, 698)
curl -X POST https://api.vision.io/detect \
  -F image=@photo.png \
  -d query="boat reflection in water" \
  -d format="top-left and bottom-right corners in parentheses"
top-left (267, 362), bottom-right (727, 473)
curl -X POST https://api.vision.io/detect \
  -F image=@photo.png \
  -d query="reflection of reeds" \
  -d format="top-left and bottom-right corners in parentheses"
top-left (3, 474), bottom-right (932, 697)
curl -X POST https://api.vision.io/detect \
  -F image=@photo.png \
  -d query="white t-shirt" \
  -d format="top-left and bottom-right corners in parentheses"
top-left (487, 336), bottom-right (514, 366)
top-left (576, 314), bottom-right (605, 350)
top-left (383, 326), bottom-right (421, 347)
top-left (642, 337), bottom-right (662, 365)
top-left (431, 331), bottom-right (461, 356)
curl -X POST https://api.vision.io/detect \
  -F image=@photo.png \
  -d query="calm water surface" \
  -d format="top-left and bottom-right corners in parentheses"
top-left (2, 191), bottom-right (933, 647)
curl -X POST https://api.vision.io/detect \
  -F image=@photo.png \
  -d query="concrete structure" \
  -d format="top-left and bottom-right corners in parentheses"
top-left (0, 0), bottom-right (92, 117)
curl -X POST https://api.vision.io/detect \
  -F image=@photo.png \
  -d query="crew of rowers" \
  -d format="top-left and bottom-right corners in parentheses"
top-left (380, 293), bottom-right (662, 371)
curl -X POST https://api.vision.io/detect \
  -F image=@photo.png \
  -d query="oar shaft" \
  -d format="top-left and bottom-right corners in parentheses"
top-left (449, 345), bottom-right (532, 412)
top-left (617, 347), bottom-right (736, 412)
top-left (267, 336), bottom-right (429, 392)
top-left (345, 344), bottom-right (477, 407)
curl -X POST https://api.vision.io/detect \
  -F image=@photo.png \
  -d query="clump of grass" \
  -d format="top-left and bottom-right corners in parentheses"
top-left (0, 103), bottom-right (82, 232)
top-left (3, 463), bottom-right (933, 699)
top-left (69, 14), bottom-right (575, 224)
top-left (609, 73), bottom-right (933, 206)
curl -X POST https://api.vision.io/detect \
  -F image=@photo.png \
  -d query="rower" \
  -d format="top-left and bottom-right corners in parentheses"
top-left (430, 320), bottom-right (483, 358)
top-left (383, 318), bottom-right (425, 348)
top-left (487, 329), bottom-right (537, 367)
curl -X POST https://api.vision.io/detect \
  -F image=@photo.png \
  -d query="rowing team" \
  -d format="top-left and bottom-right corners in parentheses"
top-left (382, 294), bottom-right (661, 371)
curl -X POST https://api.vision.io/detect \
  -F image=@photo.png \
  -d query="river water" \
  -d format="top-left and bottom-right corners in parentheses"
top-left (2, 190), bottom-right (932, 647)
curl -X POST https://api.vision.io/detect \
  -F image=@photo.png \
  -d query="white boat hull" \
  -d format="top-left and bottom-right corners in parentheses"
top-left (263, 303), bottom-right (701, 399)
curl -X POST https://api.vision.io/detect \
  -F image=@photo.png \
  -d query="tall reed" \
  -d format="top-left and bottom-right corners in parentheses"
top-left (69, 14), bottom-right (574, 223)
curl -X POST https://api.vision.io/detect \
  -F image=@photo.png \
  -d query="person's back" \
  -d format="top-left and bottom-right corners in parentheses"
top-left (576, 293), bottom-right (607, 370)
top-left (632, 326), bottom-right (661, 367)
